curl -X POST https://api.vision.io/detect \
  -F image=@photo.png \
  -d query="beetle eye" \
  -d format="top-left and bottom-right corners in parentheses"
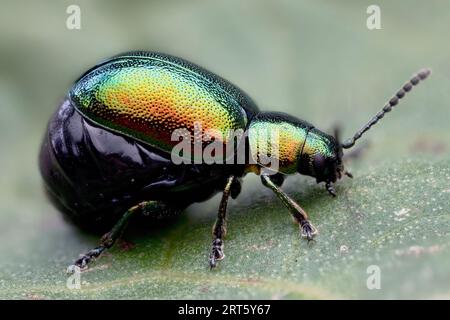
top-left (313, 154), bottom-right (326, 173)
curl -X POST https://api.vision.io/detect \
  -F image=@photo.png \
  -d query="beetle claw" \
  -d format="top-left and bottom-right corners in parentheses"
top-left (209, 238), bottom-right (225, 269)
top-left (326, 182), bottom-right (337, 197)
top-left (67, 246), bottom-right (105, 272)
top-left (300, 220), bottom-right (318, 242)
top-left (66, 264), bottom-right (79, 274)
top-left (209, 256), bottom-right (217, 268)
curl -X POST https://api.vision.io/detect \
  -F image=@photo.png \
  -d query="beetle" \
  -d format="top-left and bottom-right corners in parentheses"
top-left (38, 51), bottom-right (430, 271)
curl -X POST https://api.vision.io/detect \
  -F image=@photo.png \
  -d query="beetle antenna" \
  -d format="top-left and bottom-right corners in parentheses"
top-left (341, 68), bottom-right (431, 149)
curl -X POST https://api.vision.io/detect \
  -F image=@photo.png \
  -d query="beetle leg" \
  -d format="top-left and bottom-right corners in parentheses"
top-left (261, 174), bottom-right (318, 242)
top-left (67, 201), bottom-right (166, 272)
top-left (230, 177), bottom-right (242, 199)
top-left (209, 175), bottom-right (236, 269)
top-left (326, 182), bottom-right (337, 197)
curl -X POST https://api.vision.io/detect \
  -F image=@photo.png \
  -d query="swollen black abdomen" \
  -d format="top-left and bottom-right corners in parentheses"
top-left (39, 99), bottom-right (243, 232)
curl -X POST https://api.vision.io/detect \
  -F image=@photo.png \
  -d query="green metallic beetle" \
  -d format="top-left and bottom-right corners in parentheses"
top-left (39, 52), bottom-right (431, 270)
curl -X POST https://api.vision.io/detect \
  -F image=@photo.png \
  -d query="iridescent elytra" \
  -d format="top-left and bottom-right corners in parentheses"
top-left (38, 51), bottom-right (431, 271)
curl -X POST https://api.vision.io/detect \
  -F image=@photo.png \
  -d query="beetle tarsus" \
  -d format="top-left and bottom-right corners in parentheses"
top-left (326, 182), bottom-right (337, 197)
top-left (300, 220), bottom-right (318, 242)
top-left (67, 246), bottom-right (106, 273)
top-left (209, 238), bottom-right (225, 269)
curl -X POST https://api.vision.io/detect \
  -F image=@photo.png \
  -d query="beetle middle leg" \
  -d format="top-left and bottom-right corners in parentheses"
top-left (209, 175), bottom-right (239, 269)
top-left (67, 200), bottom-right (176, 272)
top-left (261, 174), bottom-right (318, 241)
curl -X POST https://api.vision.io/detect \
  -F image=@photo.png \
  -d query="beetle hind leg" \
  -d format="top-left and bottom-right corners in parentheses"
top-left (67, 200), bottom-right (177, 272)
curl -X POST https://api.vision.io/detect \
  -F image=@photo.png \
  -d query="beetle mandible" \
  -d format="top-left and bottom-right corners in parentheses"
top-left (38, 52), bottom-right (430, 270)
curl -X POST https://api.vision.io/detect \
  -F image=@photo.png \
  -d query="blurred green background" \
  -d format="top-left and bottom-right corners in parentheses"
top-left (0, 0), bottom-right (449, 299)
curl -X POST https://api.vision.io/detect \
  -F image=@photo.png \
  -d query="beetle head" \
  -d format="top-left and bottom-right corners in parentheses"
top-left (298, 128), bottom-right (350, 196)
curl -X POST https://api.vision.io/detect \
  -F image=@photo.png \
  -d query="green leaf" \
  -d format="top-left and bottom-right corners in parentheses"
top-left (1, 158), bottom-right (449, 299)
top-left (1, 0), bottom-right (449, 300)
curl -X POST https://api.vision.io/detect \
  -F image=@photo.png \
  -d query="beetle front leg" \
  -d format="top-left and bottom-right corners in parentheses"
top-left (261, 174), bottom-right (318, 241)
top-left (209, 175), bottom-right (237, 269)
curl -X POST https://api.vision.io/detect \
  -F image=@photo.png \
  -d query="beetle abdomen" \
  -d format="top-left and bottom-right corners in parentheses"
top-left (39, 98), bottom-right (244, 231)
top-left (39, 98), bottom-right (170, 230)
top-left (71, 52), bottom-right (259, 155)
